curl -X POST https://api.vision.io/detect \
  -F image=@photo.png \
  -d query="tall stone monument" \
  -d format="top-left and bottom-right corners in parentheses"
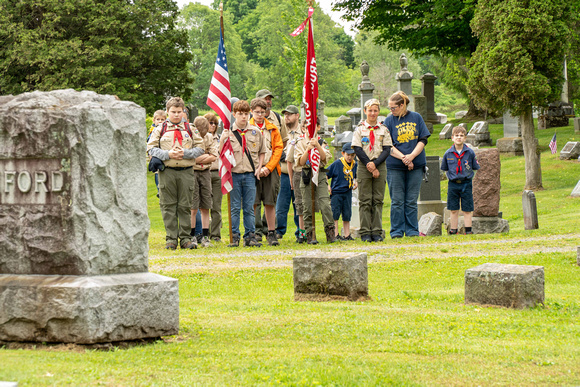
top-left (497, 110), bottom-right (524, 155)
top-left (395, 54), bottom-right (413, 98)
top-left (420, 72), bottom-right (439, 124)
top-left (0, 90), bottom-right (179, 344)
top-left (358, 60), bottom-right (375, 121)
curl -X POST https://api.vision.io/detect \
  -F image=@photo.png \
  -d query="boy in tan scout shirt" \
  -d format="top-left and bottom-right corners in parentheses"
top-left (190, 116), bottom-right (218, 248)
top-left (147, 97), bottom-right (204, 250)
top-left (285, 115), bottom-right (308, 243)
top-left (352, 98), bottom-right (393, 242)
top-left (250, 98), bottom-right (284, 246)
top-left (294, 117), bottom-right (336, 244)
top-left (218, 100), bottom-right (267, 247)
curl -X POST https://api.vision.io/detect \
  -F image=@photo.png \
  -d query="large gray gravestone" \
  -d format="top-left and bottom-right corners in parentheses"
top-left (0, 90), bottom-right (178, 344)
top-left (418, 156), bottom-right (446, 219)
top-left (465, 263), bottom-right (544, 309)
top-left (522, 190), bottom-right (539, 230)
top-left (358, 60), bottom-right (375, 121)
top-left (559, 141), bottom-right (580, 160)
top-left (293, 253), bottom-right (368, 301)
top-left (498, 111), bottom-right (524, 155)
top-left (334, 115), bottom-right (352, 134)
top-left (466, 121), bottom-right (492, 147)
top-left (347, 107), bottom-right (361, 128)
top-left (420, 72), bottom-right (439, 123)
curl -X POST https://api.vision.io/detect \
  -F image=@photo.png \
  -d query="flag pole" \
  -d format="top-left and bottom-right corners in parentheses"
top-left (219, 2), bottom-right (233, 245)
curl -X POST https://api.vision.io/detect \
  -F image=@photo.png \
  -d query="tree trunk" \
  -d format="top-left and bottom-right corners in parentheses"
top-left (464, 100), bottom-right (487, 120)
top-left (520, 107), bottom-right (543, 190)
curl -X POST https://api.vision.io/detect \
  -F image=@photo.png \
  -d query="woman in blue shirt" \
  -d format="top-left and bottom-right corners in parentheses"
top-left (384, 91), bottom-right (431, 238)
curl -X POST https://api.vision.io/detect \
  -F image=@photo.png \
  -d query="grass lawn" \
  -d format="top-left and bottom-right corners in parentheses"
top-left (1, 121), bottom-right (580, 386)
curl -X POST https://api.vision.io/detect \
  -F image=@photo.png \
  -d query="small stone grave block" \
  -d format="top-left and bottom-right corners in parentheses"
top-left (577, 247), bottom-right (580, 266)
top-left (293, 252), bottom-right (368, 301)
top-left (560, 141), bottom-right (580, 160)
top-left (522, 190), bottom-right (539, 230)
top-left (439, 123), bottom-right (454, 140)
top-left (465, 263), bottom-right (544, 309)
top-left (572, 180), bottom-right (580, 198)
top-left (419, 212), bottom-right (442, 236)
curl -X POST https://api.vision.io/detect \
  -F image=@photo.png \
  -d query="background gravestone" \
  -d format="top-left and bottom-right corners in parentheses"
top-left (418, 156), bottom-right (446, 219)
top-left (522, 190), bottom-right (539, 230)
top-left (574, 117), bottom-right (580, 134)
top-left (0, 90), bottom-right (178, 344)
top-left (466, 121), bottom-right (492, 147)
top-left (559, 141), bottom-right (580, 160)
top-left (571, 180), bottom-right (580, 198)
top-left (439, 123), bottom-right (454, 140)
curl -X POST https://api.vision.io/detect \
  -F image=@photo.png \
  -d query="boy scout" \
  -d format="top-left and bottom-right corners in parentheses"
top-left (352, 98), bottom-right (392, 242)
top-left (285, 110), bottom-right (307, 243)
top-left (147, 97), bottom-right (204, 250)
top-left (218, 100), bottom-right (267, 247)
top-left (294, 117), bottom-right (336, 244)
top-left (250, 98), bottom-right (284, 246)
top-left (191, 116), bottom-right (218, 248)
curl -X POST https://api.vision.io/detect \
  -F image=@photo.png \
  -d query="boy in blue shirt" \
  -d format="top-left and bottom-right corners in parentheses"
top-left (327, 142), bottom-right (358, 240)
top-left (440, 126), bottom-right (480, 235)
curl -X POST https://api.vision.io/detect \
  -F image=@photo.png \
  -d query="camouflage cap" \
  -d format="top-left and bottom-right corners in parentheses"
top-left (255, 89), bottom-right (274, 99)
top-left (282, 105), bottom-right (299, 114)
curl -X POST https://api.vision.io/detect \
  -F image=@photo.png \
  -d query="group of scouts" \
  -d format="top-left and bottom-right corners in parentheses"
top-left (147, 90), bottom-right (479, 250)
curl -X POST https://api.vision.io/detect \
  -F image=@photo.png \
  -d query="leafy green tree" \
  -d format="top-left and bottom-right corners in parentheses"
top-left (333, 0), bottom-right (478, 57)
top-left (179, 3), bottom-right (250, 106)
top-left (210, 0), bottom-right (258, 24)
top-left (0, 0), bottom-right (192, 113)
top-left (468, 0), bottom-right (576, 189)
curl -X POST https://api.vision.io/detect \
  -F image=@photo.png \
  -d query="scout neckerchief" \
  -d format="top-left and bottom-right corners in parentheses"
top-left (172, 122), bottom-right (183, 147)
top-left (452, 145), bottom-right (467, 174)
top-left (365, 121), bottom-right (378, 151)
top-left (340, 157), bottom-right (355, 189)
top-left (238, 127), bottom-right (247, 154)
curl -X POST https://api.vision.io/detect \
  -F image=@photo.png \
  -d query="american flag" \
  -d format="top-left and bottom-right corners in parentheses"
top-left (549, 132), bottom-right (557, 154)
top-left (206, 29), bottom-right (231, 130)
top-left (219, 136), bottom-right (236, 194)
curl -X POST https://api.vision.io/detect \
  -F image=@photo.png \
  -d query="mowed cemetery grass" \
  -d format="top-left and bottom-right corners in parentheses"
top-left (2, 120), bottom-right (580, 385)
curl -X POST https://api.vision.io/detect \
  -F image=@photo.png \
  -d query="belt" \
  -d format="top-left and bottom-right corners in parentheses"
top-left (451, 178), bottom-right (471, 184)
top-left (165, 166), bottom-right (192, 171)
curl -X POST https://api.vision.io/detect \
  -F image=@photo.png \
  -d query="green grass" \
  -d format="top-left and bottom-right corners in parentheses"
top-left (2, 121), bottom-right (580, 386)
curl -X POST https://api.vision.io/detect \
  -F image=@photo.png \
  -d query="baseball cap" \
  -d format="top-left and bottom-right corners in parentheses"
top-left (256, 89), bottom-right (274, 99)
top-left (342, 142), bottom-right (355, 154)
top-left (282, 105), bottom-right (299, 114)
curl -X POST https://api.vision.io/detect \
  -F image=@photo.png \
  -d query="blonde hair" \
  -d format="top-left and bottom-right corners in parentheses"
top-left (153, 110), bottom-right (167, 119)
top-left (364, 98), bottom-right (380, 110)
top-left (194, 116), bottom-right (210, 136)
top-left (452, 126), bottom-right (467, 136)
top-left (389, 91), bottom-right (410, 115)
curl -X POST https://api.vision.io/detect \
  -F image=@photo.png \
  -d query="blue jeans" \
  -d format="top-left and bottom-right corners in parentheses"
top-left (275, 173), bottom-right (299, 236)
top-left (231, 172), bottom-right (257, 238)
top-left (387, 168), bottom-right (423, 238)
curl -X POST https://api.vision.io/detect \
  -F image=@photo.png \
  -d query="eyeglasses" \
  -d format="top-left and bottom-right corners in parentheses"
top-left (388, 105), bottom-right (400, 111)
top-left (253, 111), bottom-right (266, 116)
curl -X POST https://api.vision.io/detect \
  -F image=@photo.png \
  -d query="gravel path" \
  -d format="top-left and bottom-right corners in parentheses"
top-left (149, 233), bottom-right (580, 272)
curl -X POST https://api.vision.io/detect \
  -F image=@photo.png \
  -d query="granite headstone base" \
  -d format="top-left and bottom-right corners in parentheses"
top-left (444, 215), bottom-right (509, 234)
top-left (465, 263), bottom-right (544, 309)
top-left (496, 137), bottom-right (524, 156)
top-left (0, 273), bottom-right (178, 344)
top-left (293, 253), bottom-right (368, 301)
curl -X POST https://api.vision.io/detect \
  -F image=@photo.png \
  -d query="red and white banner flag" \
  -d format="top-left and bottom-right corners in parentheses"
top-left (219, 137), bottom-right (236, 194)
top-left (290, 7), bottom-right (314, 37)
top-left (303, 16), bottom-right (319, 185)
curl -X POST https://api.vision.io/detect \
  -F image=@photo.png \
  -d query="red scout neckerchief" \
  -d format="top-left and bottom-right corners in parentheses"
top-left (239, 128), bottom-right (247, 154)
top-left (172, 123), bottom-right (183, 146)
top-left (453, 145), bottom-right (467, 174)
top-left (366, 121), bottom-right (378, 151)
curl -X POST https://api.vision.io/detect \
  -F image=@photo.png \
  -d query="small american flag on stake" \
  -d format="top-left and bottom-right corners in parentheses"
top-left (549, 132), bottom-right (557, 154)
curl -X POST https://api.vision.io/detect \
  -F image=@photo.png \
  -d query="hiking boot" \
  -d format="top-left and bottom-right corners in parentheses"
top-left (244, 232), bottom-right (262, 247)
top-left (195, 234), bottom-right (203, 243)
top-left (296, 234), bottom-right (305, 244)
top-left (306, 230), bottom-right (319, 245)
top-left (325, 225), bottom-right (337, 243)
top-left (228, 234), bottom-right (240, 247)
top-left (165, 242), bottom-right (177, 250)
top-left (341, 235), bottom-right (354, 241)
top-left (181, 239), bottom-right (197, 249)
top-left (212, 236), bottom-right (221, 243)
top-left (267, 230), bottom-right (280, 246)
top-left (361, 235), bottom-right (372, 243)
top-left (371, 234), bottom-right (384, 242)
top-left (275, 232), bottom-right (283, 240)
top-left (200, 236), bottom-right (211, 248)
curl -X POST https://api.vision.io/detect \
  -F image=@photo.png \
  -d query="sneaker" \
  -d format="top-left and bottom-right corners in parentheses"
top-left (361, 235), bottom-right (372, 243)
top-left (371, 234), bottom-right (384, 242)
top-left (211, 237), bottom-right (221, 243)
top-left (267, 231), bottom-right (280, 246)
top-left (181, 240), bottom-right (197, 249)
top-left (465, 231), bottom-right (474, 235)
top-left (195, 234), bottom-right (203, 243)
top-left (244, 233), bottom-right (262, 247)
top-left (296, 234), bottom-right (305, 244)
top-left (275, 232), bottom-right (283, 240)
top-left (200, 236), bottom-right (211, 248)
top-left (165, 242), bottom-right (177, 250)
top-left (341, 235), bottom-right (354, 241)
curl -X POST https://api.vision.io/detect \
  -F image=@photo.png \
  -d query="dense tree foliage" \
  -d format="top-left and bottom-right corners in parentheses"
top-left (468, 0), bottom-right (576, 189)
top-left (333, 0), bottom-right (478, 57)
top-left (0, 0), bottom-right (192, 113)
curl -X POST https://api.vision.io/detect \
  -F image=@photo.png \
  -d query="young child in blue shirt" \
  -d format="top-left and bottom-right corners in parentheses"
top-left (440, 126), bottom-right (480, 235)
top-left (326, 142), bottom-right (358, 240)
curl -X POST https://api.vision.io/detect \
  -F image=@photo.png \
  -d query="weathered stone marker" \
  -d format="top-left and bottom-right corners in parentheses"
top-left (571, 180), bottom-right (580, 198)
top-left (522, 190), bottom-right (539, 230)
top-left (560, 141), bottom-right (580, 160)
top-left (465, 263), bottom-right (544, 309)
top-left (0, 90), bottom-right (179, 344)
top-left (293, 253), bottom-right (368, 301)
top-left (577, 247), bottom-right (580, 266)
top-left (418, 212), bottom-right (442, 236)
top-left (439, 123), bottom-right (453, 140)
